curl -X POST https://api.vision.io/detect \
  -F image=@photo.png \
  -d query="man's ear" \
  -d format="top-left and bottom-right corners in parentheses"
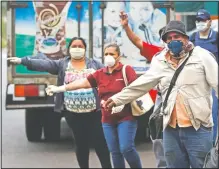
top-left (183, 35), bottom-right (189, 40)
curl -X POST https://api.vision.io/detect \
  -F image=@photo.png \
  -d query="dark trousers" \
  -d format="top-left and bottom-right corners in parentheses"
top-left (64, 110), bottom-right (112, 168)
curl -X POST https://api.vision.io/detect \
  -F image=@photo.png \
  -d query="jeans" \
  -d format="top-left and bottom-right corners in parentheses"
top-left (163, 125), bottom-right (213, 168)
top-left (102, 120), bottom-right (142, 168)
top-left (212, 89), bottom-right (218, 144)
top-left (64, 110), bottom-right (112, 168)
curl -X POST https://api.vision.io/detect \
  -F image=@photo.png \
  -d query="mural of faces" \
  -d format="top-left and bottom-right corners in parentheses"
top-left (105, 2), bottom-right (126, 27)
top-left (129, 2), bottom-right (154, 24)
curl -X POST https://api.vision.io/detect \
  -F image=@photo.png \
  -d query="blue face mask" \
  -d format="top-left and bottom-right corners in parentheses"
top-left (167, 40), bottom-right (183, 57)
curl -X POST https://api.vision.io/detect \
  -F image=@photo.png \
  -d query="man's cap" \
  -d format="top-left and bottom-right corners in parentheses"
top-left (159, 26), bottom-right (166, 38)
top-left (161, 20), bottom-right (188, 41)
top-left (196, 9), bottom-right (211, 20)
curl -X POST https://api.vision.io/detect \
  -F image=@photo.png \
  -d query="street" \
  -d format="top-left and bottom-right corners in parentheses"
top-left (1, 49), bottom-right (156, 168)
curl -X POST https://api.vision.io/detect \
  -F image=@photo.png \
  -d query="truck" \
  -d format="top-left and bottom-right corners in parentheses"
top-left (5, 1), bottom-right (218, 142)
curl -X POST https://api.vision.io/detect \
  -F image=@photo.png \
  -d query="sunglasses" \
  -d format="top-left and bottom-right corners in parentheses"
top-left (195, 18), bottom-right (209, 22)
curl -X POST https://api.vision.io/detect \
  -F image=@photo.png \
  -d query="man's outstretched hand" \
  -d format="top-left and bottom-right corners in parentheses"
top-left (104, 98), bottom-right (116, 111)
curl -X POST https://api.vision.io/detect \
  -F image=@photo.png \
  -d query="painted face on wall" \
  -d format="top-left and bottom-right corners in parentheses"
top-left (129, 2), bottom-right (154, 24)
top-left (105, 2), bottom-right (125, 28)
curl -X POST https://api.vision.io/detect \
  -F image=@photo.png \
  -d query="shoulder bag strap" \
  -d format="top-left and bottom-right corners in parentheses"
top-left (162, 49), bottom-right (194, 115)
top-left (122, 65), bottom-right (128, 86)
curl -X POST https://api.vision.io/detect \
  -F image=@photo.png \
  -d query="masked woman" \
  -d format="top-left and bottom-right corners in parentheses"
top-left (45, 44), bottom-right (143, 168)
top-left (8, 37), bottom-right (112, 169)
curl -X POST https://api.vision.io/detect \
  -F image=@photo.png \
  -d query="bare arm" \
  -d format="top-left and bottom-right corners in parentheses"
top-left (65, 78), bottom-right (91, 91)
top-left (120, 11), bottom-right (143, 51)
top-left (124, 25), bottom-right (143, 51)
top-left (120, 11), bottom-right (162, 61)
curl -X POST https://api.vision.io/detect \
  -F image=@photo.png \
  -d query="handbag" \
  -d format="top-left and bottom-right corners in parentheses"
top-left (149, 49), bottom-right (193, 140)
top-left (203, 135), bottom-right (218, 168)
top-left (122, 65), bottom-right (154, 116)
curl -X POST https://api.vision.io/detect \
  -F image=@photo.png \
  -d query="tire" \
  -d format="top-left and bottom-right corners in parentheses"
top-left (43, 109), bottom-right (61, 142)
top-left (25, 109), bottom-right (43, 142)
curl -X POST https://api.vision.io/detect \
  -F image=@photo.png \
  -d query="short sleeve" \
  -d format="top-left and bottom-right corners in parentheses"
top-left (140, 41), bottom-right (162, 62)
top-left (87, 70), bottom-right (99, 88)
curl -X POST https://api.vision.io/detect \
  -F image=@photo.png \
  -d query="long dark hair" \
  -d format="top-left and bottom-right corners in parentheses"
top-left (67, 37), bottom-right (87, 55)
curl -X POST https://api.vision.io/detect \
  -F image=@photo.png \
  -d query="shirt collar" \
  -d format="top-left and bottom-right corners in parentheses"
top-left (156, 48), bottom-right (169, 61)
top-left (103, 62), bottom-right (123, 74)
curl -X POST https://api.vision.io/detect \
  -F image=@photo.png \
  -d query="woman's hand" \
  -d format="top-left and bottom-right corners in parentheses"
top-left (7, 57), bottom-right (22, 64)
top-left (45, 85), bottom-right (66, 96)
top-left (104, 98), bottom-right (116, 111)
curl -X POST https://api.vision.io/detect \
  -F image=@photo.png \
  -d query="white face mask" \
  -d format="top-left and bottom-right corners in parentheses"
top-left (69, 48), bottom-right (85, 59)
top-left (196, 22), bottom-right (208, 32)
top-left (104, 55), bottom-right (116, 67)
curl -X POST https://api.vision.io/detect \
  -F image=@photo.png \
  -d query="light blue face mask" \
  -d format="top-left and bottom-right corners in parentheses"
top-left (167, 40), bottom-right (183, 57)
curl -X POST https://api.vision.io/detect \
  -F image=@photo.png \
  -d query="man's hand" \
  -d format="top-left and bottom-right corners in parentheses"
top-left (120, 11), bottom-right (128, 28)
top-left (104, 98), bottom-right (116, 111)
top-left (7, 57), bottom-right (22, 64)
top-left (45, 85), bottom-right (66, 96)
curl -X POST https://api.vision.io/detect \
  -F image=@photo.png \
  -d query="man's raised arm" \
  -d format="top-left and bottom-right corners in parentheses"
top-left (120, 11), bottom-right (143, 50)
top-left (120, 11), bottom-right (162, 62)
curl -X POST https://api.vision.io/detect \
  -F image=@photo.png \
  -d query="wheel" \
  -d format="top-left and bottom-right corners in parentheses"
top-left (25, 109), bottom-right (43, 142)
top-left (43, 109), bottom-right (61, 141)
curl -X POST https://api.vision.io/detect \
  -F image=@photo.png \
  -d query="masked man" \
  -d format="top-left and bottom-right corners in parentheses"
top-left (105, 20), bottom-right (218, 168)
top-left (190, 9), bottom-right (218, 145)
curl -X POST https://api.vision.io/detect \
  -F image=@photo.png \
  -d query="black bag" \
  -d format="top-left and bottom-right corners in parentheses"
top-left (203, 137), bottom-right (218, 168)
top-left (148, 49), bottom-right (193, 140)
top-left (149, 103), bottom-right (163, 140)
